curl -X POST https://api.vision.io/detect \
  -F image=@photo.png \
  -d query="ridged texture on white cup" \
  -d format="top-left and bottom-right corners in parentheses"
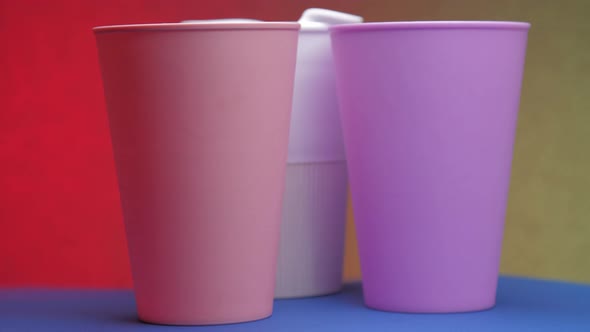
top-left (275, 161), bottom-right (348, 298)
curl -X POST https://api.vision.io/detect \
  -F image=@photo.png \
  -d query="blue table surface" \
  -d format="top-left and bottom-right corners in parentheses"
top-left (1, 276), bottom-right (589, 331)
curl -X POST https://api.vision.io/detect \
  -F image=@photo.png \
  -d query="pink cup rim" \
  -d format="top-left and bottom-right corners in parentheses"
top-left (329, 21), bottom-right (530, 33)
top-left (94, 22), bottom-right (300, 33)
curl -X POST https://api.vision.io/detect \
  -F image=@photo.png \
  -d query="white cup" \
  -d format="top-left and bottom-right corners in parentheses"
top-left (274, 8), bottom-right (363, 299)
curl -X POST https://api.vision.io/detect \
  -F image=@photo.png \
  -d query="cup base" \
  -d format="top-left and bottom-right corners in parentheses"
top-left (275, 285), bottom-right (343, 299)
top-left (137, 310), bottom-right (272, 326)
top-left (364, 299), bottom-right (496, 314)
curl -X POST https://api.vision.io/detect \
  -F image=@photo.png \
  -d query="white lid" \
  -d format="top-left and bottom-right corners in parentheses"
top-left (298, 8), bottom-right (363, 31)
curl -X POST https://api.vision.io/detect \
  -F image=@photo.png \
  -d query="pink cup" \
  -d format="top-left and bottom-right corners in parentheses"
top-left (330, 21), bottom-right (530, 313)
top-left (94, 22), bottom-right (299, 325)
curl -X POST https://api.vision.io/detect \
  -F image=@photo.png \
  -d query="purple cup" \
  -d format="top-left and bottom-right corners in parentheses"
top-left (330, 21), bottom-right (530, 313)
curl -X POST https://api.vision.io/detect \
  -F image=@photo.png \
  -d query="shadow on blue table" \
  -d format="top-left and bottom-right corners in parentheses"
top-left (1, 277), bottom-right (589, 331)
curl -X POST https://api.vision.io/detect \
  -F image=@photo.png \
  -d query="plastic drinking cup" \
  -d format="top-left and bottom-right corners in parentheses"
top-left (275, 8), bottom-right (363, 299)
top-left (94, 21), bottom-right (299, 325)
top-left (330, 21), bottom-right (530, 313)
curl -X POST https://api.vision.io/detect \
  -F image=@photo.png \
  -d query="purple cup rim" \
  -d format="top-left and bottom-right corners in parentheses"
top-left (94, 22), bottom-right (300, 33)
top-left (329, 21), bottom-right (530, 32)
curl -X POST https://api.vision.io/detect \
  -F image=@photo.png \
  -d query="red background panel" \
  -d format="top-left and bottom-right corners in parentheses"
top-left (0, 0), bottom-right (355, 288)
